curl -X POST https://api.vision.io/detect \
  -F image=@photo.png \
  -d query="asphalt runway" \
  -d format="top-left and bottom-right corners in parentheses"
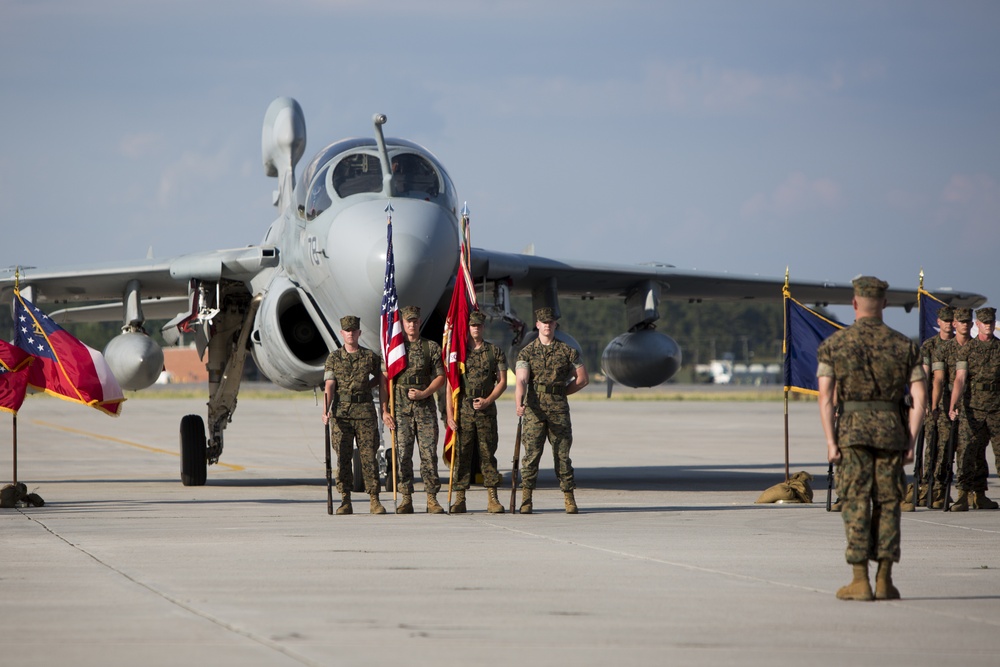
top-left (2, 395), bottom-right (999, 666)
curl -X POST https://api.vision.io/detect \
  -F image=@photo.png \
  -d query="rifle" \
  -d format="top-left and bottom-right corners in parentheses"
top-left (911, 423), bottom-right (925, 508)
top-left (942, 417), bottom-right (958, 512)
top-left (923, 420), bottom-right (939, 508)
top-left (324, 392), bottom-right (337, 516)
top-left (510, 400), bottom-right (525, 514)
top-left (826, 403), bottom-right (841, 512)
top-left (825, 462), bottom-right (835, 512)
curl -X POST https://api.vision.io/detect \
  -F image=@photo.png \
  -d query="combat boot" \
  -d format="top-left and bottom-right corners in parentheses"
top-left (931, 487), bottom-right (947, 509)
top-left (336, 493), bottom-right (353, 515)
top-left (564, 490), bottom-right (579, 514)
top-left (916, 483), bottom-right (929, 506)
top-left (369, 493), bottom-right (386, 515)
top-left (519, 488), bottom-right (533, 514)
top-left (901, 485), bottom-right (914, 511)
top-left (450, 490), bottom-right (467, 514)
top-left (486, 487), bottom-right (505, 514)
top-left (830, 498), bottom-right (842, 512)
top-left (949, 489), bottom-right (969, 512)
top-left (875, 560), bottom-right (900, 600)
top-left (972, 491), bottom-right (999, 510)
top-left (396, 493), bottom-right (414, 514)
top-left (427, 493), bottom-right (445, 514)
top-left (836, 563), bottom-right (873, 601)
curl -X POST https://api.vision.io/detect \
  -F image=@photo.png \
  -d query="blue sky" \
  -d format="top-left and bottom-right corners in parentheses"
top-left (2, 0), bottom-right (998, 333)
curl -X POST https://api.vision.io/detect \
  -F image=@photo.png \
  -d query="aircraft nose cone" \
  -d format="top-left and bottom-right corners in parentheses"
top-left (326, 198), bottom-right (458, 338)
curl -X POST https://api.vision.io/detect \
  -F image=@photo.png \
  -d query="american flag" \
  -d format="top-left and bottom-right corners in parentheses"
top-left (380, 207), bottom-right (407, 380)
top-left (13, 290), bottom-right (125, 416)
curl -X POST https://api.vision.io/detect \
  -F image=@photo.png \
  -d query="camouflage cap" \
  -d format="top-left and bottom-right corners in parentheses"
top-left (975, 307), bottom-right (996, 324)
top-left (937, 306), bottom-right (954, 322)
top-left (340, 315), bottom-right (360, 331)
top-left (852, 275), bottom-right (888, 299)
top-left (468, 310), bottom-right (486, 325)
top-left (401, 305), bottom-right (421, 321)
top-left (534, 307), bottom-right (559, 323)
top-left (954, 307), bottom-right (973, 322)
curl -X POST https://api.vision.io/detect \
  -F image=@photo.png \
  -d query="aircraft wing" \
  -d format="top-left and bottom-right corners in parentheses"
top-left (1, 247), bottom-right (279, 316)
top-left (468, 248), bottom-right (987, 309)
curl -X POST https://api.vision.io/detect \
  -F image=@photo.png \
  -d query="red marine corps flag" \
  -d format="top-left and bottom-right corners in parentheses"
top-left (442, 205), bottom-right (478, 467)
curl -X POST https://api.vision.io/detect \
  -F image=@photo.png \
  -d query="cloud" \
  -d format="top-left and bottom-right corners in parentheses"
top-left (741, 172), bottom-right (843, 218)
top-left (432, 58), bottom-right (849, 124)
top-left (934, 173), bottom-right (1000, 245)
top-left (156, 145), bottom-right (236, 207)
top-left (118, 133), bottom-right (163, 159)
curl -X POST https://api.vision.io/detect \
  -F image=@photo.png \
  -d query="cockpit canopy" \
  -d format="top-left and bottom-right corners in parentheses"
top-left (297, 138), bottom-right (454, 221)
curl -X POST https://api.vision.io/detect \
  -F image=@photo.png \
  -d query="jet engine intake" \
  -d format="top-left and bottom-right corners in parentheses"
top-left (250, 278), bottom-right (328, 390)
top-left (103, 332), bottom-right (165, 391)
top-left (601, 329), bottom-right (682, 388)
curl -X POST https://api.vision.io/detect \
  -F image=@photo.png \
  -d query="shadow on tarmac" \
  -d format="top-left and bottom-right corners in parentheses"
top-left (27, 463), bottom-right (829, 494)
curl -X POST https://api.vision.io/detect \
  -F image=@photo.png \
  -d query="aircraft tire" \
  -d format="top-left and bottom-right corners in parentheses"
top-left (180, 414), bottom-right (208, 486)
top-left (352, 447), bottom-right (364, 493)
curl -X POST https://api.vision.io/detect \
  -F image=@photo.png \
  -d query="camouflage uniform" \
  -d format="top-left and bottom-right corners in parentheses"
top-left (954, 310), bottom-right (1000, 494)
top-left (516, 336), bottom-right (583, 492)
top-left (453, 338), bottom-right (508, 491)
top-left (935, 335), bottom-right (976, 491)
top-left (392, 336), bottom-right (445, 495)
top-left (817, 313), bottom-right (923, 565)
top-left (324, 345), bottom-right (382, 495)
top-left (919, 316), bottom-right (953, 492)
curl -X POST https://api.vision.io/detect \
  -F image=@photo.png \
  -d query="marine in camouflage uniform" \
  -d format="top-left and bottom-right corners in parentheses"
top-left (948, 307), bottom-right (1000, 511)
top-left (932, 309), bottom-right (974, 507)
top-left (445, 310), bottom-right (508, 513)
top-left (387, 306), bottom-right (446, 514)
top-left (817, 277), bottom-right (925, 601)
top-left (514, 307), bottom-right (589, 514)
top-left (323, 315), bottom-right (389, 515)
top-left (915, 306), bottom-right (954, 506)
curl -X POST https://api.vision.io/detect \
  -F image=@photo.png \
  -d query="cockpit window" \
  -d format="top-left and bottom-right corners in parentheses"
top-left (304, 165), bottom-right (332, 221)
top-left (332, 153), bottom-right (383, 198)
top-left (390, 153), bottom-right (440, 199)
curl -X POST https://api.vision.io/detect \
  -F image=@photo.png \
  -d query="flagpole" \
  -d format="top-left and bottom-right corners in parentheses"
top-left (389, 378), bottom-right (398, 506)
top-left (918, 268), bottom-right (924, 338)
top-left (782, 267), bottom-right (790, 482)
top-left (446, 419), bottom-right (457, 510)
top-left (11, 414), bottom-right (17, 485)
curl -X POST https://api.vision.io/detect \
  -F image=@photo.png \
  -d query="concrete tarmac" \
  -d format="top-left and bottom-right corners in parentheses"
top-left (2, 395), bottom-right (999, 666)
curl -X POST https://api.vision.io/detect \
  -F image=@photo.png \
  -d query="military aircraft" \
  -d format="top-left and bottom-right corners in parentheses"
top-left (2, 97), bottom-right (987, 487)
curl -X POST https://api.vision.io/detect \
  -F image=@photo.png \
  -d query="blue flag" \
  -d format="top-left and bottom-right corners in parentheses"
top-left (783, 297), bottom-right (845, 395)
top-left (918, 289), bottom-right (946, 343)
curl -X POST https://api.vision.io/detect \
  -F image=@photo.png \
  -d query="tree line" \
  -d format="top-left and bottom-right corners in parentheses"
top-left (2, 297), bottom-right (792, 384)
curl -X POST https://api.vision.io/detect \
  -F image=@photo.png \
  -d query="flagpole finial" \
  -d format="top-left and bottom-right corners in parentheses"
top-left (919, 268), bottom-right (924, 290)
top-left (384, 202), bottom-right (394, 216)
top-left (10, 265), bottom-right (34, 293)
top-left (461, 202), bottom-right (469, 218)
